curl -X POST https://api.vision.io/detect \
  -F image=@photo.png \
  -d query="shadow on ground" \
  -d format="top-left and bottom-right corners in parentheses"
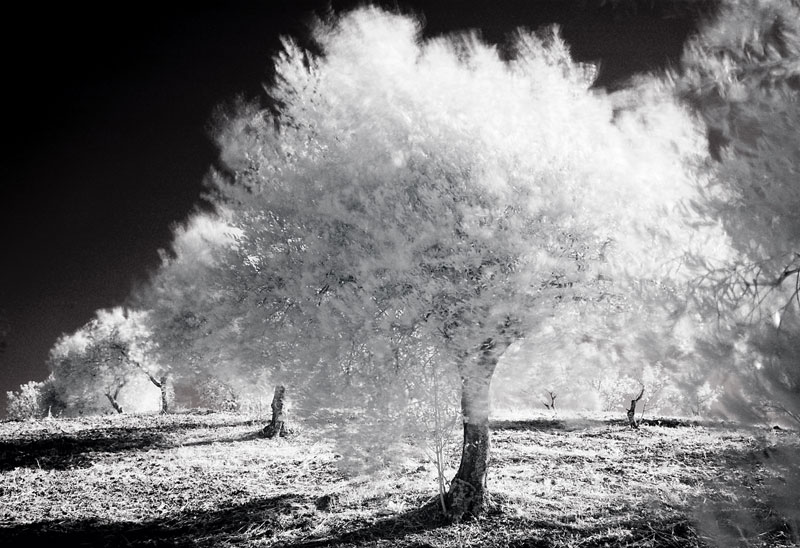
top-left (10, 491), bottom-right (789, 548)
top-left (0, 493), bottom-right (310, 547)
top-left (0, 496), bottom-right (451, 548)
top-left (489, 417), bottom-right (705, 432)
top-left (0, 427), bottom-right (169, 470)
top-left (281, 498), bottom-right (450, 547)
top-left (0, 419), bottom-right (261, 471)
top-left (2, 495), bottom-right (711, 548)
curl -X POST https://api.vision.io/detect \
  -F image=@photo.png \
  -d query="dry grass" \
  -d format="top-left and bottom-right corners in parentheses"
top-left (0, 411), bottom-right (798, 547)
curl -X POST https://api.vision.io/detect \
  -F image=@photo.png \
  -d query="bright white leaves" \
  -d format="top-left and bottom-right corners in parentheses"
top-left (274, 9), bottom-right (724, 286)
top-left (48, 307), bottom-right (159, 415)
top-left (165, 211), bottom-right (242, 269)
top-left (199, 7), bottom-right (744, 454)
top-left (211, 7), bottom-right (734, 370)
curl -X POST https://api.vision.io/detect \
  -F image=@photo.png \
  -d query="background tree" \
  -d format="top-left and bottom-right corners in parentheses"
top-left (676, 0), bottom-right (800, 424)
top-left (5, 379), bottom-right (64, 420)
top-left (671, 4), bottom-right (800, 539)
top-left (204, 7), bottom-right (727, 519)
top-left (47, 307), bottom-right (161, 415)
top-left (133, 211), bottom-right (246, 410)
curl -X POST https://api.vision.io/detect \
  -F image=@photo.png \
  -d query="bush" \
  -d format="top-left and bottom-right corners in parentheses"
top-left (197, 376), bottom-right (240, 412)
top-left (6, 379), bottom-right (63, 420)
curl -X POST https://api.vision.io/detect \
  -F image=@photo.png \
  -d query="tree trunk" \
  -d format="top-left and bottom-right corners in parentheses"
top-left (627, 387), bottom-right (645, 429)
top-left (159, 375), bottom-right (171, 414)
top-left (261, 385), bottom-right (288, 438)
top-left (445, 338), bottom-right (503, 521)
top-left (139, 369), bottom-right (171, 414)
top-left (105, 393), bottom-right (124, 414)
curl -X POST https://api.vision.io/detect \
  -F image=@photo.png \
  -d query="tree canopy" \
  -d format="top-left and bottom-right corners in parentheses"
top-left (202, 6), bottom-right (729, 518)
top-left (47, 307), bottom-right (160, 415)
top-left (676, 0), bottom-right (800, 424)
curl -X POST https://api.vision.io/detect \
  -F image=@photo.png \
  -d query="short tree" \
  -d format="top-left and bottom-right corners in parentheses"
top-left (133, 211), bottom-right (250, 410)
top-left (203, 7), bottom-right (726, 519)
top-left (196, 374), bottom-right (240, 412)
top-left (5, 379), bottom-right (63, 420)
top-left (48, 307), bottom-right (162, 415)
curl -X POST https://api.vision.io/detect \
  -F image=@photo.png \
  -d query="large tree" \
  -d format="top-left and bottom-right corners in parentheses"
top-left (205, 7), bottom-right (726, 519)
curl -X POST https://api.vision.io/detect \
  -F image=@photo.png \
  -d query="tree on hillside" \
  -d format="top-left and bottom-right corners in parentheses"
top-left (132, 211), bottom-right (254, 410)
top-left (677, 0), bottom-right (800, 424)
top-left (48, 307), bottom-right (165, 415)
top-left (203, 8), bottom-right (726, 519)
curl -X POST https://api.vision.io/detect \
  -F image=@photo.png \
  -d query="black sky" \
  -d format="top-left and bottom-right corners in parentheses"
top-left (0, 1), bottom-right (706, 414)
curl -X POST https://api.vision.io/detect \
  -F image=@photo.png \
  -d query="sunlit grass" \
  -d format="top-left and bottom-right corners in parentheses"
top-left (1, 410), bottom-right (797, 547)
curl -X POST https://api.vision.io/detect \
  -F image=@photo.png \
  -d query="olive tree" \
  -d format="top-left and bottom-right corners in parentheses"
top-left (48, 307), bottom-right (163, 415)
top-left (205, 7), bottom-right (726, 518)
top-left (134, 212), bottom-right (247, 397)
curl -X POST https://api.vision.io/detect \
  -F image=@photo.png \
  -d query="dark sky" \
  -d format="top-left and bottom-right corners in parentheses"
top-left (0, 1), bottom-right (706, 414)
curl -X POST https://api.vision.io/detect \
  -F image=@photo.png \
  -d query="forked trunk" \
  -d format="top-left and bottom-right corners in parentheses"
top-left (445, 338), bottom-right (502, 521)
top-left (105, 392), bottom-right (124, 414)
top-left (261, 385), bottom-right (288, 438)
top-left (627, 387), bottom-right (644, 429)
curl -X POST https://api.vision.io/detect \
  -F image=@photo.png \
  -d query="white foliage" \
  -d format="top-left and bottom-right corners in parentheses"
top-left (198, 6), bottom-right (733, 457)
top-left (47, 307), bottom-right (160, 415)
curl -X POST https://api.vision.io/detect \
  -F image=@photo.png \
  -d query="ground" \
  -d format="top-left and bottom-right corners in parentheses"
top-left (0, 411), bottom-right (797, 547)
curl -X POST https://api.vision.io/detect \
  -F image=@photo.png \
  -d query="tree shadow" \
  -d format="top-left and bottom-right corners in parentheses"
top-left (0, 493), bottom-right (309, 548)
top-left (0, 427), bottom-right (169, 471)
top-left (278, 500), bottom-right (708, 548)
top-left (0, 493), bottom-right (716, 548)
top-left (687, 438), bottom-right (800, 547)
top-left (490, 418), bottom-right (569, 431)
top-left (506, 514), bottom-right (702, 548)
top-left (280, 498), bottom-right (449, 547)
top-left (490, 416), bottom-right (704, 432)
top-left (0, 421), bottom-right (265, 471)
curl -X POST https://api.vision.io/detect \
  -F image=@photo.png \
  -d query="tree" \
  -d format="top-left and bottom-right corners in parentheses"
top-left (48, 307), bottom-right (162, 415)
top-left (204, 7), bottom-right (725, 519)
top-left (132, 210), bottom-right (257, 412)
top-left (6, 379), bottom-right (64, 420)
top-left (676, 0), bottom-right (800, 424)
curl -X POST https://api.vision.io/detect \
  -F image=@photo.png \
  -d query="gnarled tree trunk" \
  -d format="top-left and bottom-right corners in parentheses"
top-left (158, 374), bottom-right (172, 414)
top-left (627, 387), bottom-right (644, 429)
top-left (445, 337), bottom-right (505, 521)
top-left (261, 385), bottom-right (288, 438)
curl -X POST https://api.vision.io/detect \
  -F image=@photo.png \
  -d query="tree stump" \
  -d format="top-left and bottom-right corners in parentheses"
top-left (261, 385), bottom-right (288, 438)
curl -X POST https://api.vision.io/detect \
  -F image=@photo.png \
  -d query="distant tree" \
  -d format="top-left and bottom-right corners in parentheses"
top-left (677, 0), bottom-right (800, 424)
top-left (132, 211), bottom-right (253, 412)
top-left (204, 8), bottom-right (725, 519)
top-left (196, 374), bottom-right (241, 412)
top-left (5, 378), bottom-right (64, 420)
top-left (48, 307), bottom-right (163, 415)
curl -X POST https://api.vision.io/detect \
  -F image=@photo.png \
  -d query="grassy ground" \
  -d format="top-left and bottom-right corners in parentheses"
top-left (0, 411), bottom-right (798, 547)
